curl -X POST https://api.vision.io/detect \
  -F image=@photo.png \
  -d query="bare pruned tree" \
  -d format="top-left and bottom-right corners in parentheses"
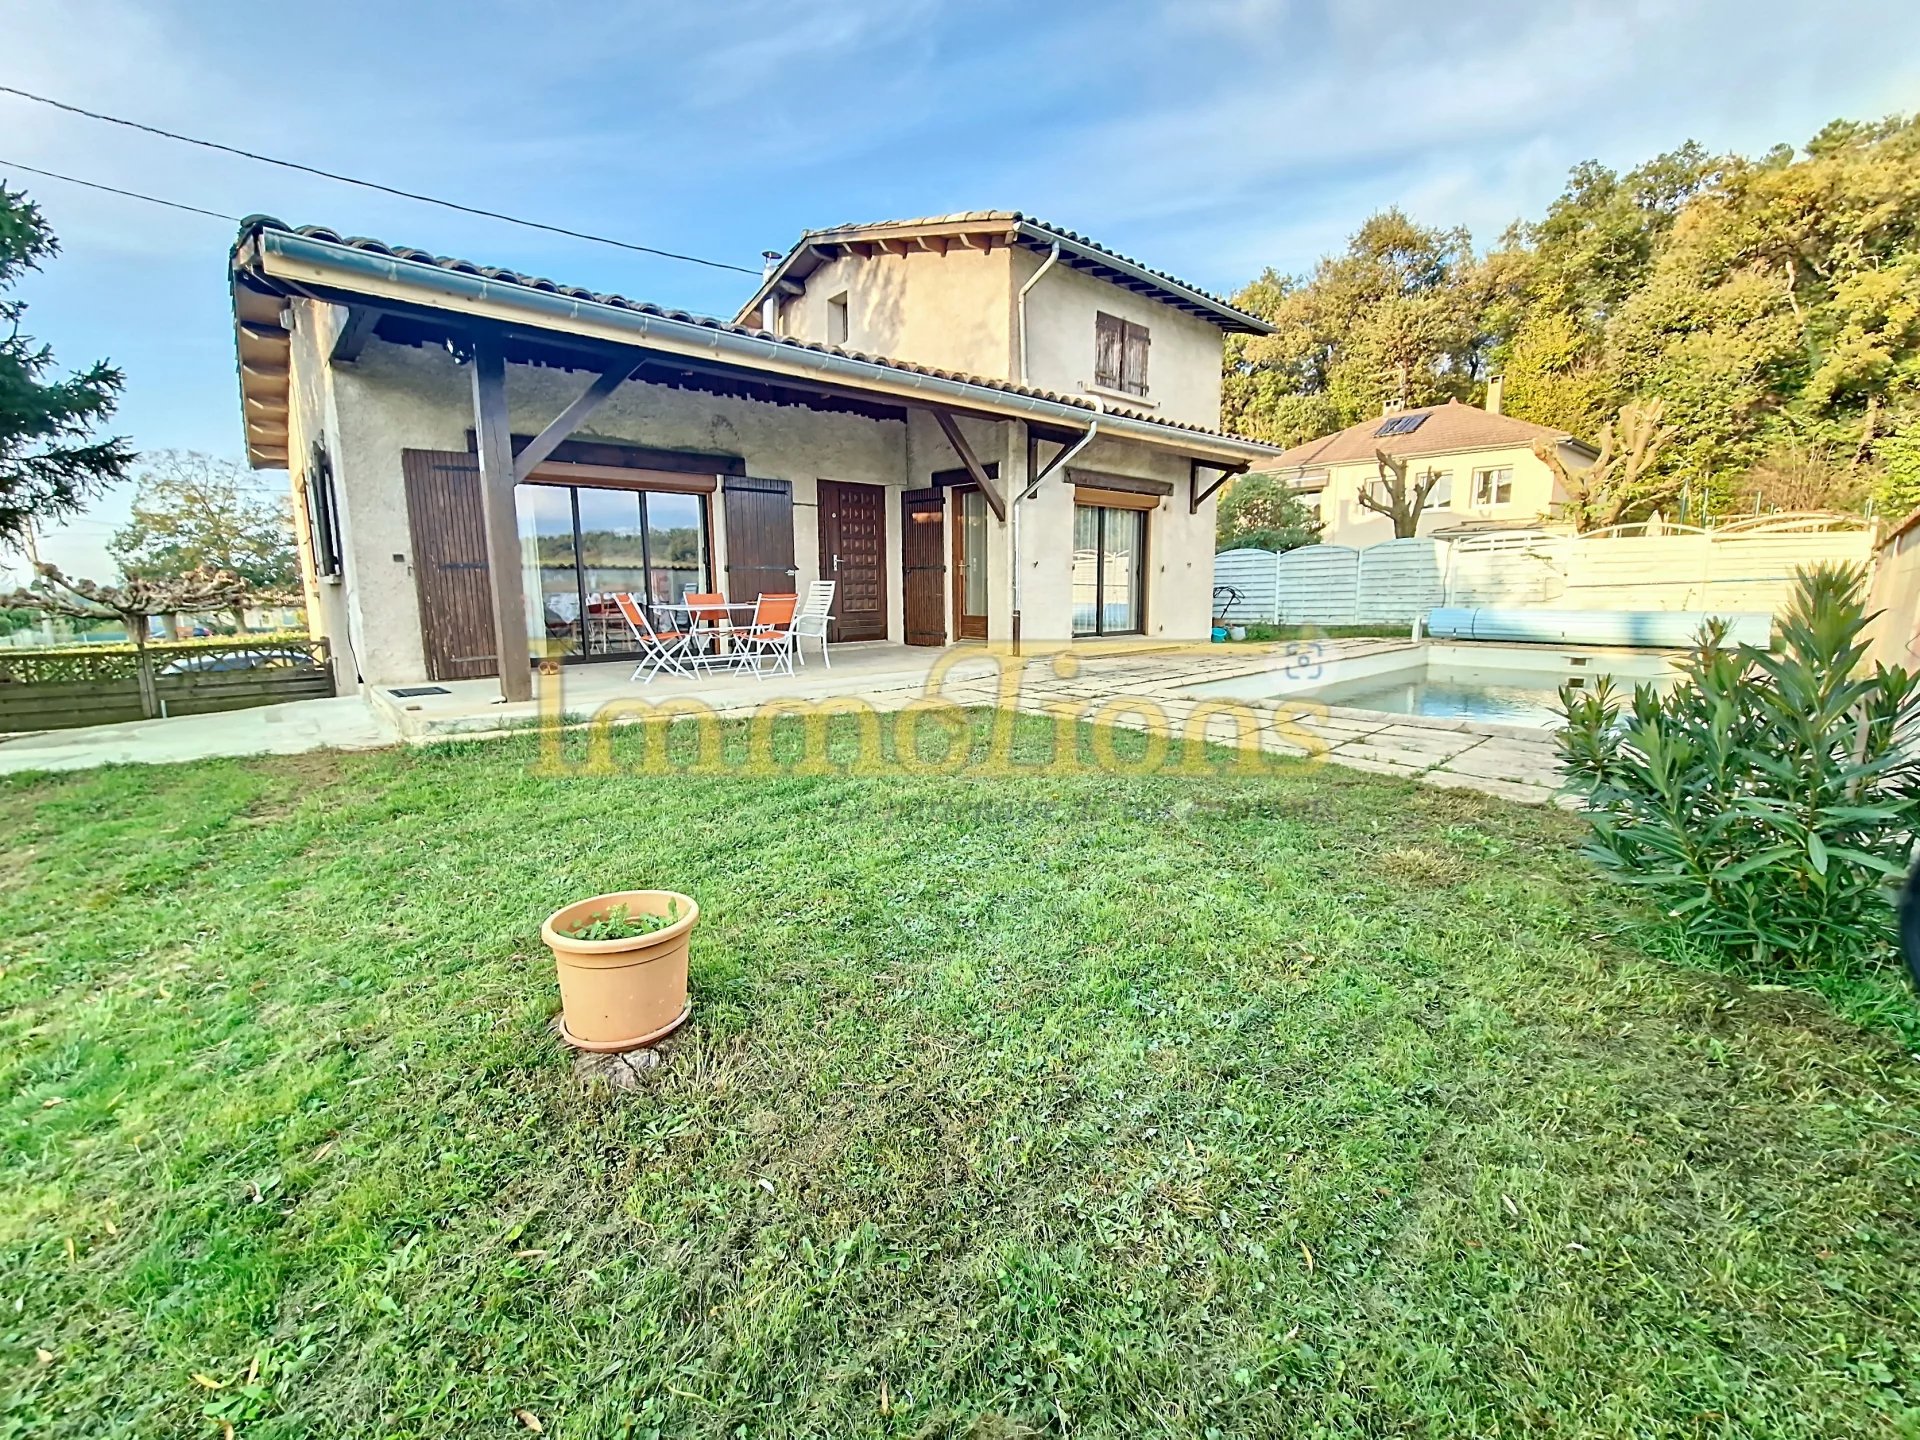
top-left (1, 563), bottom-right (261, 644)
top-left (1358, 450), bottom-right (1443, 538)
top-left (1534, 400), bottom-right (1679, 531)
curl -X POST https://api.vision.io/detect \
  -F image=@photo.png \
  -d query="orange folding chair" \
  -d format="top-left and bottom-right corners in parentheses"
top-left (736, 592), bottom-right (800, 678)
top-left (614, 593), bottom-right (691, 683)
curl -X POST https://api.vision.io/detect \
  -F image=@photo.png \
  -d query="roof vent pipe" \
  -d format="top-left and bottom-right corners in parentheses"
top-left (759, 251), bottom-right (783, 332)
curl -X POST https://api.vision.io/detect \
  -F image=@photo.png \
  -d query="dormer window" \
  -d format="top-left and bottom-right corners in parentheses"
top-left (827, 292), bottom-right (850, 346)
top-left (1094, 312), bottom-right (1150, 397)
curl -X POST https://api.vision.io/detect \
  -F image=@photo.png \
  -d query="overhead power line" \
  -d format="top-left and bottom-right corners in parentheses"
top-left (0, 157), bottom-right (238, 222)
top-left (0, 82), bottom-right (763, 275)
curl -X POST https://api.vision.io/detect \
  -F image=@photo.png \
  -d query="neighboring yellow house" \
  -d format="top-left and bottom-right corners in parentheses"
top-left (1251, 388), bottom-right (1597, 547)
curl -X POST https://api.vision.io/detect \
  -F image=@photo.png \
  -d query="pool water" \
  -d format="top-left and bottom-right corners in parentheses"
top-left (1309, 665), bottom-right (1603, 727)
top-left (1183, 643), bottom-right (1680, 729)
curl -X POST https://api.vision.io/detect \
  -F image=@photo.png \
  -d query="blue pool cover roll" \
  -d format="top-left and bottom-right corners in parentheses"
top-left (1422, 608), bottom-right (1772, 648)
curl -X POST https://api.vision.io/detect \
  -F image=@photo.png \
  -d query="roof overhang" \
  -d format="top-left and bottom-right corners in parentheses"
top-left (734, 216), bottom-right (1274, 335)
top-left (230, 224), bottom-right (1279, 472)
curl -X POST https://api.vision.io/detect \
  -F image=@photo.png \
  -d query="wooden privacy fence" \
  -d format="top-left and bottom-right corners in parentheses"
top-left (1217, 522), bottom-right (1877, 627)
top-left (0, 637), bottom-right (334, 733)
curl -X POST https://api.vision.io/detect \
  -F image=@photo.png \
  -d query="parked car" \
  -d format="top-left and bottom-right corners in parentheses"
top-left (160, 648), bottom-right (311, 675)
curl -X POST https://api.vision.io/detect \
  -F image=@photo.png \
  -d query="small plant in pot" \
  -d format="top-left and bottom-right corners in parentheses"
top-left (541, 890), bottom-right (698, 1051)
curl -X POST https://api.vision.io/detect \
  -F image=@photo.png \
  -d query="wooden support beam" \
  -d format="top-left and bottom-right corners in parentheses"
top-left (1022, 427), bottom-right (1100, 502)
top-left (331, 305), bottom-right (381, 363)
top-left (470, 338), bottom-right (533, 703)
top-left (931, 409), bottom-right (1006, 521)
top-left (1189, 458), bottom-right (1245, 515)
top-left (511, 358), bottom-right (640, 484)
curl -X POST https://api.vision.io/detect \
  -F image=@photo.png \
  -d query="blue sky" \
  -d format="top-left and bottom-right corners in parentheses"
top-left (6, 0), bottom-right (1919, 580)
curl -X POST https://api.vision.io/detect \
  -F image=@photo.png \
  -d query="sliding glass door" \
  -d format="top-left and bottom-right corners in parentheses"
top-left (516, 483), bottom-right (710, 659)
top-left (1071, 503), bottom-right (1145, 637)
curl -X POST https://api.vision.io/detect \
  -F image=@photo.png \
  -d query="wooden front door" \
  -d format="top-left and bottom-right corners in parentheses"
top-left (818, 479), bottom-right (888, 641)
top-left (402, 449), bottom-right (499, 680)
top-left (722, 477), bottom-right (797, 601)
top-left (901, 488), bottom-right (946, 646)
top-left (951, 484), bottom-right (989, 640)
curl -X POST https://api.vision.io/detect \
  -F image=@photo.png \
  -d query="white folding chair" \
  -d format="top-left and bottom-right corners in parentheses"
top-left (614, 593), bottom-right (691, 683)
top-left (791, 580), bottom-right (837, 668)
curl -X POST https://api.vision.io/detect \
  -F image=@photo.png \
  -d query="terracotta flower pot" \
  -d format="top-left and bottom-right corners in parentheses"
top-left (541, 890), bottom-right (697, 1052)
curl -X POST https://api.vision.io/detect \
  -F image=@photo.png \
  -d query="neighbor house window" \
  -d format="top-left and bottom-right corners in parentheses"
top-left (1094, 311), bottom-right (1150, 397)
top-left (306, 441), bottom-right (343, 579)
top-left (1472, 466), bottom-right (1513, 506)
top-left (1071, 503), bottom-right (1146, 636)
top-left (1424, 469), bottom-right (1452, 510)
top-left (827, 292), bottom-right (850, 346)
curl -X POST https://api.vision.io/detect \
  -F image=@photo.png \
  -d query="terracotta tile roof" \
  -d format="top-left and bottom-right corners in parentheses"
top-left (1254, 400), bottom-right (1594, 472)
top-left (229, 217), bottom-right (1280, 464)
top-left (741, 211), bottom-right (1272, 334)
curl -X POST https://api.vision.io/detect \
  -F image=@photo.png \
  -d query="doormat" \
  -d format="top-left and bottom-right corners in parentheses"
top-left (388, 686), bottom-right (451, 697)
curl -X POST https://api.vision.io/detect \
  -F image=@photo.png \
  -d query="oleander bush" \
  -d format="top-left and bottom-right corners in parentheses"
top-left (1558, 565), bottom-right (1920, 970)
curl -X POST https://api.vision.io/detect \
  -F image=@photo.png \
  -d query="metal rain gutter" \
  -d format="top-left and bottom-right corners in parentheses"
top-left (1016, 241), bottom-right (1061, 382)
top-left (252, 228), bottom-right (1274, 465)
top-left (1014, 222), bottom-right (1272, 334)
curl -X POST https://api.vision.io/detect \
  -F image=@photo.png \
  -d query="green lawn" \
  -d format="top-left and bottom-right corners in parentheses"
top-left (2, 715), bottom-right (1917, 1438)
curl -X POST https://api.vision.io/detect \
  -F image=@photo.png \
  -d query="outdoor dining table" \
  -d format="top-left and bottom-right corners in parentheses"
top-left (655, 600), bottom-right (761, 673)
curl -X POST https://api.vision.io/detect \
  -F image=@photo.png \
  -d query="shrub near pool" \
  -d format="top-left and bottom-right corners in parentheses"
top-left (1, 715), bottom-right (1917, 1437)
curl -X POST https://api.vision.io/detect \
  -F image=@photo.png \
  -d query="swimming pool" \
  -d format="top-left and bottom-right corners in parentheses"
top-left (1185, 642), bottom-right (1680, 729)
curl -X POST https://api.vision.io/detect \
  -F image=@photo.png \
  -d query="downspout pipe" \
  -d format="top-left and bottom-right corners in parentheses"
top-left (1016, 241), bottom-right (1061, 383)
top-left (1011, 407), bottom-right (1101, 655)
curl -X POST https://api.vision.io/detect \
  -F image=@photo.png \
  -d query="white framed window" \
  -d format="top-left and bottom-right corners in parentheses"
top-left (1472, 466), bottom-right (1513, 506)
top-left (826, 292), bottom-right (849, 346)
top-left (1424, 468), bottom-right (1452, 510)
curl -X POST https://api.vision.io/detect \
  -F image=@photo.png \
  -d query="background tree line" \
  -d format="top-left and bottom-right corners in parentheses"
top-left (1223, 114), bottom-right (1920, 527)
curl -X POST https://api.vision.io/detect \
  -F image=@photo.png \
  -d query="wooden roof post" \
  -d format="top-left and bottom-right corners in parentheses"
top-left (470, 335), bottom-right (533, 703)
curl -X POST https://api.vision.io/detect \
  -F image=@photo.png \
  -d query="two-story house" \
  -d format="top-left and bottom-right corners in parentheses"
top-left (1253, 388), bottom-right (1596, 548)
top-left (228, 211), bottom-right (1277, 697)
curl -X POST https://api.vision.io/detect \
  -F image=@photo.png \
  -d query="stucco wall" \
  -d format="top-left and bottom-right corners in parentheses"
top-left (1303, 442), bottom-right (1573, 547)
top-left (1016, 250), bottom-right (1226, 432)
top-left (286, 298), bottom-right (362, 682)
top-left (1015, 436), bottom-right (1213, 645)
top-left (777, 247), bottom-right (1015, 379)
top-left (772, 243), bottom-right (1230, 436)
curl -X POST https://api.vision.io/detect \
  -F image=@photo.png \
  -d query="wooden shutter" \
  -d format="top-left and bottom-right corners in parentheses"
top-left (1094, 312), bottom-right (1124, 390)
top-left (1121, 320), bottom-right (1150, 397)
top-left (721, 477), bottom-right (797, 600)
top-left (900, 488), bottom-right (946, 646)
top-left (402, 450), bottom-right (499, 681)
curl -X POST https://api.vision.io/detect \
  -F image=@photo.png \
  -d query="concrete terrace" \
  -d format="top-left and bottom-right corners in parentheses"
top-left (368, 638), bottom-right (1569, 805)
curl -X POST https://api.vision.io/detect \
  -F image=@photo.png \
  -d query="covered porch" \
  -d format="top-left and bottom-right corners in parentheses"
top-left (233, 221), bottom-right (1264, 706)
